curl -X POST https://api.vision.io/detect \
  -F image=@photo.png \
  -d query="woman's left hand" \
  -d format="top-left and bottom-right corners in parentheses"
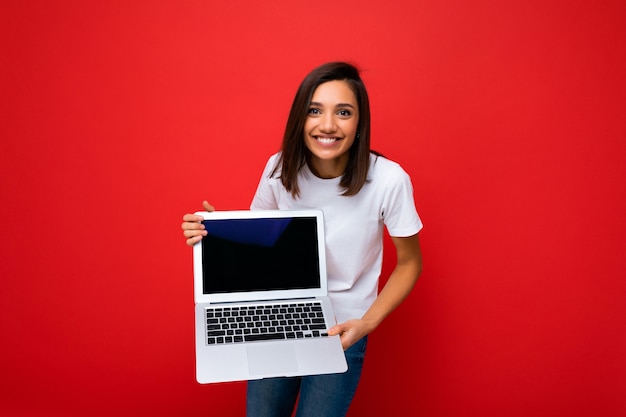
top-left (327, 319), bottom-right (373, 350)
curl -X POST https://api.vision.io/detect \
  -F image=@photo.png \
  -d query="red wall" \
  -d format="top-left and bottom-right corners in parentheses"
top-left (2, 1), bottom-right (625, 416)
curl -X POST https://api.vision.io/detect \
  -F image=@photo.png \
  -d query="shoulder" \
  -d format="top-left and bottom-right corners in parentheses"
top-left (368, 153), bottom-right (411, 183)
top-left (260, 152), bottom-right (282, 176)
top-left (266, 152), bottom-right (281, 167)
top-left (370, 153), bottom-right (400, 170)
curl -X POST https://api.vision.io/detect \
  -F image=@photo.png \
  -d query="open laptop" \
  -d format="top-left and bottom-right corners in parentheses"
top-left (193, 209), bottom-right (348, 384)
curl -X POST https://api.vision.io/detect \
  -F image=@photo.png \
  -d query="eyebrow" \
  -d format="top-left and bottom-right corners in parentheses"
top-left (309, 101), bottom-right (356, 109)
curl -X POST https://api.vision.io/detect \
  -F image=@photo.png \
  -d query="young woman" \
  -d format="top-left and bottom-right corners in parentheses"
top-left (182, 62), bottom-right (423, 417)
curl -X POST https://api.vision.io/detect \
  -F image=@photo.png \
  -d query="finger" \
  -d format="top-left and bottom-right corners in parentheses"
top-left (327, 324), bottom-right (344, 336)
top-left (186, 235), bottom-right (204, 246)
top-left (183, 229), bottom-right (207, 238)
top-left (182, 213), bottom-right (205, 223)
top-left (181, 221), bottom-right (205, 231)
top-left (202, 201), bottom-right (216, 212)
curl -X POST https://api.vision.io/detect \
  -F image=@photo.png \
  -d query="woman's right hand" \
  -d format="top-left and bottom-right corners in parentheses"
top-left (181, 200), bottom-right (215, 246)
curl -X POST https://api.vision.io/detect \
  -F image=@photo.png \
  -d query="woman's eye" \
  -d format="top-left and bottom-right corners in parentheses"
top-left (338, 109), bottom-right (351, 117)
top-left (308, 108), bottom-right (321, 115)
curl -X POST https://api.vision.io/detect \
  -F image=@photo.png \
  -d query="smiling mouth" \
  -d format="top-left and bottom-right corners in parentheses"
top-left (315, 136), bottom-right (340, 144)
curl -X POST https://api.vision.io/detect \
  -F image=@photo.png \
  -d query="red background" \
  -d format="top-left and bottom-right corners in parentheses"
top-left (2, 1), bottom-right (625, 416)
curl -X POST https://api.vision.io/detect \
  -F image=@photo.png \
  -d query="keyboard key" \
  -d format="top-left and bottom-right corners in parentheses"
top-left (245, 333), bottom-right (286, 342)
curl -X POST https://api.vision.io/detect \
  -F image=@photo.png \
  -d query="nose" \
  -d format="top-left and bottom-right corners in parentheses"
top-left (319, 112), bottom-right (337, 133)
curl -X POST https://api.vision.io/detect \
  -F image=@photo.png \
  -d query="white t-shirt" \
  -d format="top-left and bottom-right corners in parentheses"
top-left (250, 152), bottom-right (423, 323)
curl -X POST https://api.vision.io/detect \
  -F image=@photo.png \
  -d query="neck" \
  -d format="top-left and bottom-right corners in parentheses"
top-left (308, 155), bottom-right (348, 179)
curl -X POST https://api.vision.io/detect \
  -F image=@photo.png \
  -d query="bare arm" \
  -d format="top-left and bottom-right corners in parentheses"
top-left (328, 233), bottom-right (423, 349)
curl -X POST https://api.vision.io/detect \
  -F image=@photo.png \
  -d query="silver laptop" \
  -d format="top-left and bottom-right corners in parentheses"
top-left (193, 209), bottom-right (348, 384)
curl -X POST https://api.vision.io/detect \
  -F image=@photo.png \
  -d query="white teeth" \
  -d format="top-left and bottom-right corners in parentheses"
top-left (316, 137), bottom-right (337, 143)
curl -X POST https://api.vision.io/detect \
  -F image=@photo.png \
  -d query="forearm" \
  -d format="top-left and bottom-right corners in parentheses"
top-left (360, 261), bottom-right (422, 332)
top-left (327, 234), bottom-right (422, 349)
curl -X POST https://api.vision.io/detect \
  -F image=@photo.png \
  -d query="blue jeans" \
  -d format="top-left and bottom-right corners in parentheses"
top-left (246, 336), bottom-right (368, 417)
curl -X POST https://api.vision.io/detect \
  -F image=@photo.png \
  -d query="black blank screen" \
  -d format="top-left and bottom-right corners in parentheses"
top-left (201, 216), bottom-right (321, 294)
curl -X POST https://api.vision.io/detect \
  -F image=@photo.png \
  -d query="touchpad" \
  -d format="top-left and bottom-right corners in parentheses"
top-left (247, 344), bottom-right (299, 376)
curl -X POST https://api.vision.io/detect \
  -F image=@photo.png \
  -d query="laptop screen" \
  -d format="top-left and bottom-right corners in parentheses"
top-left (201, 216), bottom-right (321, 294)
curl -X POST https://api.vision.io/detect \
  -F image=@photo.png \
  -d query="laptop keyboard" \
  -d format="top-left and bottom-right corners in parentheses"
top-left (205, 301), bottom-right (330, 345)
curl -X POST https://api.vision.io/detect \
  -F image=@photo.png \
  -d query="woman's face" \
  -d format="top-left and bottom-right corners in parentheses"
top-left (303, 80), bottom-right (359, 178)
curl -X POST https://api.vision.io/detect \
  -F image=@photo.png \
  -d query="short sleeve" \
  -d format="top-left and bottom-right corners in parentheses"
top-left (381, 165), bottom-right (423, 237)
top-left (250, 154), bottom-right (281, 210)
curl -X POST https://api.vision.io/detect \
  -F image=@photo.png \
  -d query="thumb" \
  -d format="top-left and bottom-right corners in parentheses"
top-left (327, 323), bottom-right (346, 336)
top-left (202, 201), bottom-right (215, 212)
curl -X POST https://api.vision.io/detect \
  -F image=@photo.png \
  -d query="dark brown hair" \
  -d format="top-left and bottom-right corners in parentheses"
top-left (271, 62), bottom-right (372, 198)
